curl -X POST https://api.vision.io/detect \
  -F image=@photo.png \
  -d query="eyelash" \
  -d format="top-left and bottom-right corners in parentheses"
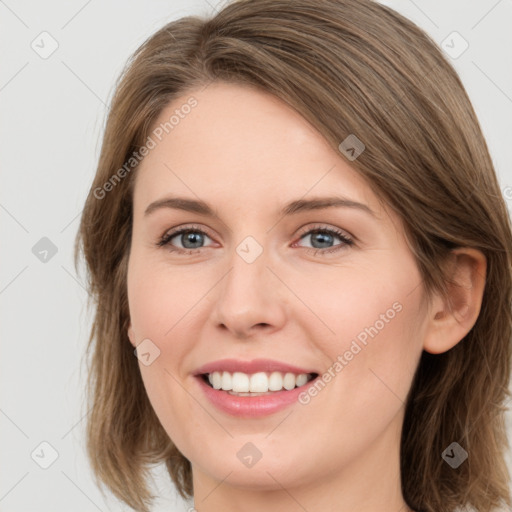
top-left (156, 223), bottom-right (354, 256)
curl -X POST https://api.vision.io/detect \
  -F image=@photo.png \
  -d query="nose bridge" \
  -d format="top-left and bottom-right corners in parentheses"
top-left (211, 234), bottom-right (286, 337)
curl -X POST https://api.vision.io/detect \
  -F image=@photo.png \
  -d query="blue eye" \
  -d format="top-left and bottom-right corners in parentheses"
top-left (295, 227), bottom-right (354, 254)
top-left (157, 226), bottom-right (214, 252)
top-left (157, 224), bottom-right (354, 256)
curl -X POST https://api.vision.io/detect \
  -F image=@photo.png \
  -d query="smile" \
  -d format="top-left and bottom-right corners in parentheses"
top-left (203, 371), bottom-right (317, 395)
top-left (193, 359), bottom-right (320, 417)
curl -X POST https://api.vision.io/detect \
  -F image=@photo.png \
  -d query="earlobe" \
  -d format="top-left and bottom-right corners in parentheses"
top-left (423, 248), bottom-right (486, 355)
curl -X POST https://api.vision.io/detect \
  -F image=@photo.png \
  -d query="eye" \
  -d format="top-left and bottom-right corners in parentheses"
top-left (156, 223), bottom-right (354, 256)
top-left (294, 225), bottom-right (354, 255)
top-left (157, 224), bottom-right (215, 253)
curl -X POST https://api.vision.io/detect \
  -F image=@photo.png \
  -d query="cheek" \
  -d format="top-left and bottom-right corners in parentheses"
top-left (299, 261), bottom-right (420, 356)
top-left (303, 253), bottom-right (423, 386)
top-left (317, 267), bottom-right (424, 418)
top-left (127, 259), bottom-right (206, 433)
top-left (286, 276), bottom-right (424, 471)
top-left (127, 257), bottom-right (199, 340)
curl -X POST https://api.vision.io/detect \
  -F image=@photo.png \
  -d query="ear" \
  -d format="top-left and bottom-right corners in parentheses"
top-left (423, 247), bottom-right (486, 354)
top-left (127, 322), bottom-right (136, 347)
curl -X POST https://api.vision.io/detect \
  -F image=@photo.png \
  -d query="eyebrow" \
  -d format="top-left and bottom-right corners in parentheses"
top-left (144, 195), bottom-right (375, 218)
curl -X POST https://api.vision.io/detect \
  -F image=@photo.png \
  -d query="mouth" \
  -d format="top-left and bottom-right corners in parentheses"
top-left (199, 371), bottom-right (319, 396)
top-left (193, 358), bottom-right (321, 417)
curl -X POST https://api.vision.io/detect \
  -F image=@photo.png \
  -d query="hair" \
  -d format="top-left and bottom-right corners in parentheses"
top-left (74, 0), bottom-right (512, 511)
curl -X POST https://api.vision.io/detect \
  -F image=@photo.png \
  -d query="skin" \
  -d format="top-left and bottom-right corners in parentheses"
top-left (126, 81), bottom-right (486, 512)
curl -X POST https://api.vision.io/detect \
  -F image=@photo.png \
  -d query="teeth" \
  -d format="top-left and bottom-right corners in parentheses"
top-left (232, 372), bottom-right (250, 392)
top-left (221, 371), bottom-right (232, 391)
top-left (296, 373), bottom-right (308, 387)
top-left (268, 371), bottom-right (283, 391)
top-left (211, 371), bottom-right (222, 389)
top-left (249, 372), bottom-right (268, 392)
top-left (283, 373), bottom-right (296, 390)
top-left (207, 371), bottom-right (313, 393)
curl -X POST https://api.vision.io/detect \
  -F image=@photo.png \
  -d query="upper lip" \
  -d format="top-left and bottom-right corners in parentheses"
top-left (193, 358), bottom-right (317, 376)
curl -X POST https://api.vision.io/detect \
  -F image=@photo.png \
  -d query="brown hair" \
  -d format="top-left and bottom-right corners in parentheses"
top-left (74, 0), bottom-right (512, 510)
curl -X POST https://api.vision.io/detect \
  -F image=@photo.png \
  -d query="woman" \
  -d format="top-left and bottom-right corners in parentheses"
top-left (74, 0), bottom-right (512, 511)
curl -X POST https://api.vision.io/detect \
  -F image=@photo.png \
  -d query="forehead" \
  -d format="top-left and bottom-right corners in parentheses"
top-left (133, 82), bottom-right (382, 218)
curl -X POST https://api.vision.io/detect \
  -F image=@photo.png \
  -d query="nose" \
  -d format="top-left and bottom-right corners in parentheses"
top-left (210, 244), bottom-right (287, 340)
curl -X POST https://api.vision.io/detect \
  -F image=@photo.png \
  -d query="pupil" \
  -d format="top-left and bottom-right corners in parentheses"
top-left (311, 232), bottom-right (333, 248)
top-left (182, 232), bottom-right (203, 249)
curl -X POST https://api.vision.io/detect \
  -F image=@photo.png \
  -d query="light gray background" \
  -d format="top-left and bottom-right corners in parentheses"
top-left (1, 0), bottom-right (511, 510)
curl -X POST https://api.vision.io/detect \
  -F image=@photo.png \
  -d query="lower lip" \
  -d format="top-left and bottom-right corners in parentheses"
top-left (195, 375), bottom-right (316, 418)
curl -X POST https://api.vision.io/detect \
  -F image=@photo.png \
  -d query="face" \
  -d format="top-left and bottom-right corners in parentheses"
top-left (126, 81), bottom-right (428, 496)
